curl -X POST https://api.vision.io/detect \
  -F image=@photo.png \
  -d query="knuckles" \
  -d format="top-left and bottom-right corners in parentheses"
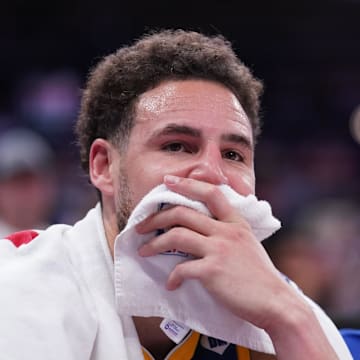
top-left (166, 226), bottom-right (190, 245)
top-left (203, 185), bottom-right (223, 201)
top-left (168, 205), bottom-right (188, 218)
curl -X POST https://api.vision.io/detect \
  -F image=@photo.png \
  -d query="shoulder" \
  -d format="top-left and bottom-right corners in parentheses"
top-left (0, 225), bottom-right (98, 358)
top-left (0, 224), bottom-right (76, 294)
top-left (0, 224), bottom-right (71, 263)
top-left (0, 224), bottom-right (88, 310)
top-left (4, 229), bottom-right (40, 247)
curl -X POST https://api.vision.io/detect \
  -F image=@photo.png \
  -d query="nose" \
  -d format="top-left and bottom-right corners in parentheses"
top-left (186, 144), bottom-right (229, 185)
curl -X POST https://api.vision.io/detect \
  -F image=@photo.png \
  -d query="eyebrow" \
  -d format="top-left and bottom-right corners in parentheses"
top-left (221, 133), bottom-right (253, 150)
top-left (151, 123), bottom-right (253, 149)
top-left (152, 124), bottom-right (201, 138)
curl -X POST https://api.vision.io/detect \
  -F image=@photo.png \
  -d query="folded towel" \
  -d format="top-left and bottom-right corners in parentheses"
top-left (114, 184), bottom-right (281, 354)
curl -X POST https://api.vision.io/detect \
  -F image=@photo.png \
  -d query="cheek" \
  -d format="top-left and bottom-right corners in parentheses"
top-left (228, 171), bottom-right (256, 196)
top-left (126, 161), bottom-right (169, 204)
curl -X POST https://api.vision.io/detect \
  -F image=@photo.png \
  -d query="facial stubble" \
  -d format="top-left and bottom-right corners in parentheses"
top-left (115, 166), bottom-right (134, 234)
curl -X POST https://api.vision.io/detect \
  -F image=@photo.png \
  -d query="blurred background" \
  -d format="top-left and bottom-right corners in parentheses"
top-left (1, 0), bottom-right (359, 327)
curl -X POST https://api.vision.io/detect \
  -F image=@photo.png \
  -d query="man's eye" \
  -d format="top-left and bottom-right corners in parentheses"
top-left (223, 150), bottom-right (244, 162)
top-left (162, 143), bottom-right (186, 152)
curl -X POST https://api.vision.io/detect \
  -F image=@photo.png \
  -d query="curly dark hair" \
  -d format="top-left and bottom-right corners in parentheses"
top-left (76, 29), bottom-right (264, 172)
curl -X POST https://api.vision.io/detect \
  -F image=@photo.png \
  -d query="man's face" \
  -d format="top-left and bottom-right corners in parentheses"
top-left (114, 79), bottom-right (255, 228)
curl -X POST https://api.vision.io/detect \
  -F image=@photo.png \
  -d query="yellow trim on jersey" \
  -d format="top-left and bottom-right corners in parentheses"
top-left (142, 331), bottom-right (200, 360)
top-left (166, 331), bottom-right (201, 359)
top-left (142, 347), bottom-right (153, 360)
top-left (142, 330), bottom-right (251, 359)
top-left (236, 345), bottom-right (251, 360)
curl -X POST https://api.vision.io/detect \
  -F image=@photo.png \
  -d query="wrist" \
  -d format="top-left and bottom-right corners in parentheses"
top-left (261, 284), bottom-right (338, 359)
top-left (262, 282), bottom-right (310, 337)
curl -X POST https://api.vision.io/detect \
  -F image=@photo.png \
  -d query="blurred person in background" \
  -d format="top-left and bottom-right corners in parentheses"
top-left (256, 138), bottom-right (360, 226)
top-left (294, 199), bottom-right (360, 323)
top-left (0, 127), bottom-right (58, 237)
top-left (267, 198), bottom-right (360, 327)
top-left (10, 70), bottom-right (97, 226)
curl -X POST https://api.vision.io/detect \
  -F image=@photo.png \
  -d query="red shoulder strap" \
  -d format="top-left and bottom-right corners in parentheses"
top-left (5, 230), bottom-right (39, 248)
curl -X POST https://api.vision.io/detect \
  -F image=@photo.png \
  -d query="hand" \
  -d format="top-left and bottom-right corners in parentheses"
top-left (136, 175), bottom-right (339, 359)
top-left (137, 175), bottom-right (288, 329)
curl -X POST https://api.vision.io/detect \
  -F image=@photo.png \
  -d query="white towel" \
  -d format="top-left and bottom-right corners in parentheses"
top-left (114, 184), bottom-right (281, 354)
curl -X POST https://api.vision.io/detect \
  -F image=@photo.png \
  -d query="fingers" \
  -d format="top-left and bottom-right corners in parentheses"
top-left (136, 203), bottom-right (221, 258)
top-left (136, 205), bottom-right (213, 236)
top-left (164, 175), bottom-right (240, 222)
top-left (166, 259), bottom-right (205, 290)
top-left (138, 226), bottom-right (207, 258)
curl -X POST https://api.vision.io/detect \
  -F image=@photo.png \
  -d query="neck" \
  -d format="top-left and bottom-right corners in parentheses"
top-left (100, 200), bottom-right (120, 259)
top-left (133, 316), bottom-right (175, 360)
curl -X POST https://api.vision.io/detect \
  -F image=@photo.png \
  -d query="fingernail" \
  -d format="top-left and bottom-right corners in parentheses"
top-left (164, 175), bottom-right (180, 184)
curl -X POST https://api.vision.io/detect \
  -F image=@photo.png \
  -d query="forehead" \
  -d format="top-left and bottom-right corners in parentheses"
top-left (134, 79), bottom-right (253, 142)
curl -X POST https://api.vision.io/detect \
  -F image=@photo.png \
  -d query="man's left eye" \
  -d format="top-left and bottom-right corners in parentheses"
top-left (223, 150), bottom-right (244, 162)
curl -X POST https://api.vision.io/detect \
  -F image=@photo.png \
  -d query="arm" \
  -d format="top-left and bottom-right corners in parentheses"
top-left (259, 284), bottom-right (338, 359)
top-left (137, 176), bottom-right (345, 359)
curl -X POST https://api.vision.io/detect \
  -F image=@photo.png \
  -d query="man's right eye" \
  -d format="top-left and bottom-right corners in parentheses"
top-left (162, 142), bottom-right (187, 152)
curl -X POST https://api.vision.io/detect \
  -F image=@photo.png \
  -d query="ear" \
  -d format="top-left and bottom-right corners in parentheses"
top-left (89, 138), bottom-right (117, 196)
